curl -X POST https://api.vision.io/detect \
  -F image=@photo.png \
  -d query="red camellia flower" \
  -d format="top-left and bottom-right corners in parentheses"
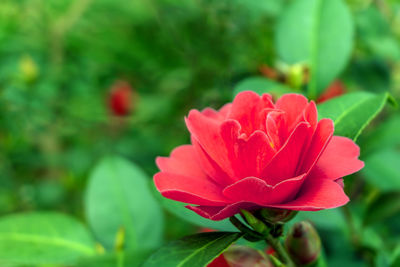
top-left (109, 80), bottom-right (134, 116)
top-left (317, 80), bottom-right (346, 104)
top-left (154, 91), bottom-right (364, 220)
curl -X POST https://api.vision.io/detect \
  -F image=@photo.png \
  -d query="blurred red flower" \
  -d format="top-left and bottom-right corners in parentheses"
top-left (108, 80), bottom-right (134, 116)
top-left (154, 91), bottom-right (364, 220)
top-left (317, 80), bottom-right (346, 103)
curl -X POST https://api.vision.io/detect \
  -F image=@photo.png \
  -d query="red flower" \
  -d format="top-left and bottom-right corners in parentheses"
top-left (154, 91), bottom-right (364, 220)
top-left (317, 80), bottom-right (346, 104)
top-left (109, 81), bottom-right (134, 116)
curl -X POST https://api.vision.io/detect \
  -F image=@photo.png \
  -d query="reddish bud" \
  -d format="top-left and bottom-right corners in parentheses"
top-left (259, 64), bottom-right (280, 81)
top-left (208, 246), bottom-right (273, 267)
top-left (317, 80), bottom-right (346, 103)
top-left (285, 221), bottom-right (321, 266)
top-left (109, 81), bottom-right (134, 116)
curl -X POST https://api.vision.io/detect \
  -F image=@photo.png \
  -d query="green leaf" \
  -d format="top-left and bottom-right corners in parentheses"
top-left (317, 92), bottom-right (391, 140)
top-left (275, 0), bottom-right (353, 98)
top-left (361, 149), bottom-right (400, 192)
top-left (142, 232), bottom-right (242, 267)
top-left (391, 256), bottom-right (400, 267)
top-left (364, 192), bottom-right (400, 226)
top-left (360, 114), bottom-right (400, 155)
top-left (233, 76), bottom-right (293, 98)
top-left (0, 212), bottom-right (96, 265)
top-left (78, 249), bottom-right (152, 267)
top-left (85, 156), bottom-right (163, 250)
top-left (159, 196), bottom-right (237, 232)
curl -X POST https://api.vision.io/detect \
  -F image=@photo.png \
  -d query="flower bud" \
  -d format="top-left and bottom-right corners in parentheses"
top-left (286, 63), bottom-right (308, 89)
top-left (317, 80), bottom-right (346, 103)
top-left (108, 80), bottom-right (135, 116)
top-left (285, 221), bottom-right (321, 266)
top-left (19, 55), bottom-right (38, 84)
top-left (208, 245), bottom-right (273, 267)
top-left (258, 208), bottom-right (298, 224)
top-left (240, 209), bottom-right (269, 236)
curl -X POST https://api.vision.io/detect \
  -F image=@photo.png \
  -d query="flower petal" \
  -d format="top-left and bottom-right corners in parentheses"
top-left (192, 138), bottom-right (233, 186)
top-left (220, 121), bottom-right (275, 179)
top-left (298, 118), bottom-right (334, 174)
top-left (154, 172), bottom-right (228, 206)
top-left (275, 94), bottom-right (308, 132)
top-left (186, 110), bottom-right (233, 177)
top-left (267, 178), bottom-right (349, 211)
top-left (201, 103), bottom-right (232, 121)
top-left (303, 101), bottom-right (318, 131)
top-left (261, 122), bottom-right (312, 185)
top-left (308, 136), bottom-right (364, 180)
top-left (186, 202), bottom-right (258, 221)
top-left (227, 91), bottom-right (274, 136)
top-left (156, 145), bottom-right (206, 179)
top-left (222, 174), bottom-right (307, 205)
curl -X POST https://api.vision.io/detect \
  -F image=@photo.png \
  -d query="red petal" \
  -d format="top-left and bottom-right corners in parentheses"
top-left (265, 110), bottom-right (287, 149)
top-left (227, 91), bottom-right (274, 136)
top-left (201, 103), bottom-right (232, 121)
top-left (238, 131), bottom-right (276, 177)
top-left (298, 119), bottom-right (334, 174)
top-left (309, 136), bottom-right (364, 180)
top-left (192, 138), bottom-right (233, 186)
top-left (186, 202), bottom-right (258, 221)
top-left (220, 121), bottom-right (275, 179)
top-left (222, 174), bottom-right (306, 205)
top-left (154, 172), bottom-right (228, 206)
top-left (186, 110), bottom-right (233, 177)
top-left (303, 101), bottom-right (318, 131)
top-left (207, 254), bottom-right (230, 267)
top-left (275, 94), bottom-right (308, 133)
top-left (261, 122), bottom-right (312, 185)
top-left (267, 178), bottom-right (349, 211)
top-left (156, 145), bottom-right (207, 180)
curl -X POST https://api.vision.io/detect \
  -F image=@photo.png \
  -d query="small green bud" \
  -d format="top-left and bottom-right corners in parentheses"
top-left (19, 55), bottom-right (38, 84)
top-left (285, 221), bottom-right (321, 266)
top-left (287, 63), bottom-right (307, 89)
top-left (114, 226), bottom-right (125, 251)
top-left (240, 209), bottom-right (269, 236)
top-left (259, 208), bottom-right (298, 224)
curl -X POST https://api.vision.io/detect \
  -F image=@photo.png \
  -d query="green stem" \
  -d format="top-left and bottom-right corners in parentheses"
top-left (117, 251), bottom-right (124, 267)
top-left (264, 234), bottom-right (295, 267)
top-left (229, 216), bottom-right (263, 241)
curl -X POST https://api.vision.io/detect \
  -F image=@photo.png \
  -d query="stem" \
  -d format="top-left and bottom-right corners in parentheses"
top-left (229, 216), bottom-right (263, 241)
top-left (264, 234), bottom-right (295, 267)
top-left (117, 251), bottom-right (124, 267)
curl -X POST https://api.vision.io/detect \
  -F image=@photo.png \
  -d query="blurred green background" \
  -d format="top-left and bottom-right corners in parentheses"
top-left (1, 0), bottom-right (400, 266)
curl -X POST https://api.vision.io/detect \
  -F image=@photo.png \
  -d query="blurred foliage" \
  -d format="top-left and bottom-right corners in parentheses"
top-left (0, 0), bottom-right (399, 266)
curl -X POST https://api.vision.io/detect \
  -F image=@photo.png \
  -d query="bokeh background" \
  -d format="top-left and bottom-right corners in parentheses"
top-left (1, 0), bottom-right (400, 266)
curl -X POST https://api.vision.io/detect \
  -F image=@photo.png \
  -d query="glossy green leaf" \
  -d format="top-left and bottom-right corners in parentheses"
top-left (233, 76), bottom-right (292, 98)
top-left (0, 212), bottom-right (96, 265)
top-left (392, 246), bottom-right (400, 267)
top-left (159, 196), bottom-right (236, 232)
top-left (391, 256), bottom-right (400, 267)
top-left (142, 232), bottom-right (242, 267)
top-left (361, 149), bottom-right (400, 192)
top-left (275, 0), bottom-right (353, 98)
top-left (360, 114), bottom-right (400, 155)
top-left (364, 192), bottom-right (400, 226)
top-left (85, 156), bottom-right (163, 250)
top-left (78, 249), bottom-right (152, 267)
top-left (317, 92), bottom-right (391, 140)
